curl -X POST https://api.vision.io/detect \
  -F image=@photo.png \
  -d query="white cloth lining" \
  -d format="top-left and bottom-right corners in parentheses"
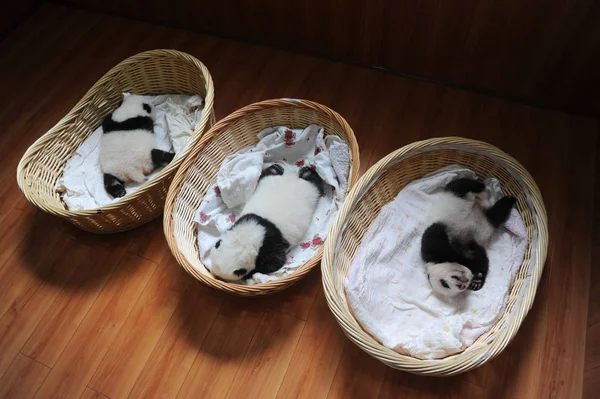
top-left (335, 145), bottom-right (539, 357)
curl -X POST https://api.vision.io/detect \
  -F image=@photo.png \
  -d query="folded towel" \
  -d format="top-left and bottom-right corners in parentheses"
top-left (345, 165), bottom-right (528, 359)
top-left (194, 124), bottom-right (351, 284)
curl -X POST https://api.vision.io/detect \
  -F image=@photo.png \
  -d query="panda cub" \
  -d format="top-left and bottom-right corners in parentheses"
top-left (100, 95), bottom-right (175, 198)
top-left (210, 164), bottom-right (325, 282)
top-left (421, 178), bottom-right (516, 297)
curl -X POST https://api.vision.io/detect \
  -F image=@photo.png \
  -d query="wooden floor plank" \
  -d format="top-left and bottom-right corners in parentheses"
top-left (34, 254), bottom-right (157, 399)
top-left (176, 298), bottom-right (265, 399)
top-left (276, 289), bottom-right (347, 399)
top-left (499, 112), bottom-right (595, 398)
top-left (326, 344), bottom-right (387, 399)
top-left (225, 310), bottom-right (305, 399)
top-left (89, 260), bottom-right (190, 399)
top-left (585, 322), bottom-right (600, 371)
top-left (252, 270), bottom-right (321, 321)
top-left (0, 13), bottom-right (103, 154)
top-left (21, 235), bottom-right (131, 366)
top-left (0, 354), bottom-right (50, 399)
top-left (0, 231), bottom-right (79, 376)
top-left (588, 225), bottom-right (600, 327)
top-left (480, 351), bottom-right (515, 398)
top-left (0, 209), bottom-right (28, 270)
top-left (532, 115), bottom-right (595, 399)
top-left (127, 281), bottom-right (223, 399)
top-left (378, 368), bottom-right (484, 399)
top-left (583, 126), bottom-right (600, 396)
top-left (80, 387), bottom-right (111, 399)
top-left (127, 219), bottom-right (173, 265)
top-left (0, 8), bottom-right (92, 118)
top-left (584, 366), bottom-right (600, 399)
top-left (0, 213), bottom-right (64, 313)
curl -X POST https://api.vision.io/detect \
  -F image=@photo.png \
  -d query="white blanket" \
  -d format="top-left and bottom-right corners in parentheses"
top-left (194, 124), bottom-right (351, 285)
top-left (56, 93), bottom-right (204, 210)
top-left (345, 165), bottom-right (528, 359)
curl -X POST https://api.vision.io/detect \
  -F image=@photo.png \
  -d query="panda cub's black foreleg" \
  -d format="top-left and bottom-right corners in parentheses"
top-left (298, 166), bottom-right (325, 196)
top-left (151, 149), bottom-right (175, 168)
top-left (421, 223), bottom-right (461, 264)
top-left (259, 163), bottom-right (285, 181)
top-left (104, 173), bottom-right (126, 198)
top-left (445, 177), bottom-right (486, 197)
top-left (463, 240), bottom-right (489, 291)
top-left (485, 196), bottom-right (517, 228)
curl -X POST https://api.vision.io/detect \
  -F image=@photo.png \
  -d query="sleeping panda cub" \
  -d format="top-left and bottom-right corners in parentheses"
top-left (421, 177), bottom-right (516, 297)
top-left (210, 164), bottom-right (325, 282)
top-left (100, 95), bottom-right (175, 198)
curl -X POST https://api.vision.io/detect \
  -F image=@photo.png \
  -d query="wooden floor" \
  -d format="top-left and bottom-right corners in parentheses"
top-left (0, 4), bottom-right (598, 399)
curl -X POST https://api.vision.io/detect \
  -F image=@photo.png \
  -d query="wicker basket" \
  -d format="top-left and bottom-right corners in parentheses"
top-left (17, 49), bottom-right (215, 233)
top-left (164, 99), bottom-right (360, 296)
top-left (322, 137), bottom-right (548, 376)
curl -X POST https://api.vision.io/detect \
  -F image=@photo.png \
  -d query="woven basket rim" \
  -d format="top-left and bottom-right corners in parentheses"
top-left (164, 98), bottom-right (360, 296)
top-left (16, 49), bottom-right (215, 217)
top-left (321, 136), bottom-right (549, 375)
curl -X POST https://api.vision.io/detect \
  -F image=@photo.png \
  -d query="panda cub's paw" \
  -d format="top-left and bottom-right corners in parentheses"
top-left (468, 272), bottom-right (486, 291)
top-left (109, 184), bottom-right (126, 198)
top-left (259, 163), bottom-right (285, 181)
top-left (104, 173), bottom-right (127, 198)
top-left (298, 166), bottom-right (325, 196)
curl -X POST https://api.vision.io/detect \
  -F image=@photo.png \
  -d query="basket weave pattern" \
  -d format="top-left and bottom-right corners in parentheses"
top-left (164, 99), bottom-right (360, 296)
top-left (17, 49), bottom-right (215, 233)
top-left (322, 137), bottom-right (548, 376)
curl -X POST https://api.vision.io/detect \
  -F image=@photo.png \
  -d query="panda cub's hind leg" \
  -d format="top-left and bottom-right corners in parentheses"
top-left (259, 163), bottom-right (284, 181)
top-left (104, 173), bottom-right (126, 198)
top-left (151, 149), bottom-right (175, 168)
top-left (298, 166), bottom-right (325, 196)
top-left (445, 177), bottom-right (486, 198)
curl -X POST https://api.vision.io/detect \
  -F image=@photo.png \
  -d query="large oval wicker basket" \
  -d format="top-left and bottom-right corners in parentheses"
top-left (17, 49), bottom-right (215, 233)
top-left (322, 137), bottom-right (548, 376)
top-left (164, 99), bottom-right (360, 296)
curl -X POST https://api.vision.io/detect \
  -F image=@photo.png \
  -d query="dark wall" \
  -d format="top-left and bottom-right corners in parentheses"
top-left (1, 0), bottom-right (40, 38)
top-left (58, 0), bottom-right (600, 115)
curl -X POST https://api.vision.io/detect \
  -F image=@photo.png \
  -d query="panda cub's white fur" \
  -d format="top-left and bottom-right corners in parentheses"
top-left (242, 171), bottom-right (320, 247)
top-left (428, 190), bottom-right (495, 247)
top-left (210, 222), bottom-right (266, 281)
top-left (100, 95), bottom-right (175, 198)
top-left (100, 95), bottom-right (156, 185)
top-left (210, 165), bottom-right (324, 282)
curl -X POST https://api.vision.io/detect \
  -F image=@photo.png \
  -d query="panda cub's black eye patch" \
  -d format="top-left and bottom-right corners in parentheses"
top-left (215, 239), bottom-right (221, 248)
top-left (143, 103), bottom-right (151, 113)
top-left (233, 268), bottom-right (247, 276)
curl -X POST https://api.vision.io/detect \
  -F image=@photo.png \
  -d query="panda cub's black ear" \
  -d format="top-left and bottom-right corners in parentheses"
top-left (143, 103), bottom-right (152, 114)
